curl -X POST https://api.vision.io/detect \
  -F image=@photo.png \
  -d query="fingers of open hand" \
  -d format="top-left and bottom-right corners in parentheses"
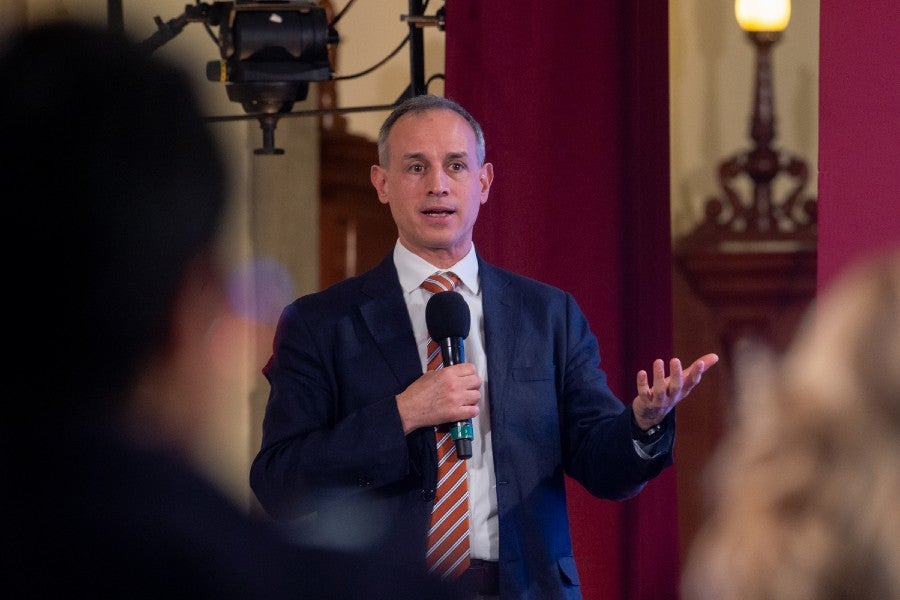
top-left (680, 353), bottom-right (717, 396)
top-left (649, 358), bottom-right (681, 402)
top-left (635, 359), bottom-right (682, 420)
top-left (651, 359), bottom-right (667, 400)
top-left (667, 358), bottom-right (684, 399)
top-left (636, 368), bottom-right (650, 398)
top-left (690, 353), bottom-right (718, 385)
top-left (631, 355), bottom-right (716, 430)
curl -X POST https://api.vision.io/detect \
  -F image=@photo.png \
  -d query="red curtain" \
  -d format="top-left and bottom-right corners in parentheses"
top-left (817, 0), bottom-right (900, 288)
top-left (444, 2), bottom-right (677, 598)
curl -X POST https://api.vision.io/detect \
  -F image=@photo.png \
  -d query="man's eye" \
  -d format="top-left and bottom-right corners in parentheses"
top-left (409, 164), bottom-right (424, 173)
top-left (448, 162), bottom-right (464, 171)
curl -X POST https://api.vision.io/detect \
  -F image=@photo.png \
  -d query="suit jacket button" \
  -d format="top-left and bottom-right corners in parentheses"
top-left (421, 489), bottom-right (435, 501)
top-left (356, 476), bottom-right (373, 487)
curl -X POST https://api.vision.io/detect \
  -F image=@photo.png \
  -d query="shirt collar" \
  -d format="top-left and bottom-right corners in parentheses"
top-left (393, 240), bottom-right (480, 296)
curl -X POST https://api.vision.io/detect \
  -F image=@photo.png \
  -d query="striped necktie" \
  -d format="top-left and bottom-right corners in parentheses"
top-left (421, 271), bottom-right (471, 580)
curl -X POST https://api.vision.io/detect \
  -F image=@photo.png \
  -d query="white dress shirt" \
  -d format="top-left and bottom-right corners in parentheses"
top-left (393, 241), bottom-right (499, 561)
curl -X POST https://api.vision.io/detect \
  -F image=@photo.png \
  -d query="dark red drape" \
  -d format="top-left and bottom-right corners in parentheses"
top-left (444, 2), bottom-right (676, 599)
top-left (818, 0), bottom-right (900, 289)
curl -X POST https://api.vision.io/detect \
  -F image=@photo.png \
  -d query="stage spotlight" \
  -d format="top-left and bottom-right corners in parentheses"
top-left (143, 1), bottom-right (338, 154)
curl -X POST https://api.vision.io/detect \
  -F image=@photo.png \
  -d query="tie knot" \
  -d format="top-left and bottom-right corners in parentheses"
top-left (421, 271), bottom-right (460, 295)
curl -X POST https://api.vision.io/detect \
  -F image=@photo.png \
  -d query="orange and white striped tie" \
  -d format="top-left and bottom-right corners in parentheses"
top-left (421, 271), bottom-right (470, 580)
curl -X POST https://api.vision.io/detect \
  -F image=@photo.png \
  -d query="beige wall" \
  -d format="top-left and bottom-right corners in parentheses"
top-left (330, 1), bottom-right (446, 138)
top-left (1, 0), bottom-right (818, 508)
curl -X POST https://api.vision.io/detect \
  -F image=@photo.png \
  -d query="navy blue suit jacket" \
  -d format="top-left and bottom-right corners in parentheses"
top-left (251, 253), bottom-right (674, 599)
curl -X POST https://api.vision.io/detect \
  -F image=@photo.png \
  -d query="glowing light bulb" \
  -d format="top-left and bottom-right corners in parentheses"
top-left (735, 0), bottom-right (791, 32)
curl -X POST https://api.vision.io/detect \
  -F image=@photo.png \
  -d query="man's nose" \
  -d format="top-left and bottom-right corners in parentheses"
top-left (427, 170), bottom-right (450, 196)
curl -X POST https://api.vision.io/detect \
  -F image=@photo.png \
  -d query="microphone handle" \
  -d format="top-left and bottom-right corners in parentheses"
top-left (450, 422), bottom-right (473, 459)
top-left (439, 336), bottom-right (474, 460)
top-left (439, 336), bottom-right (464, 366)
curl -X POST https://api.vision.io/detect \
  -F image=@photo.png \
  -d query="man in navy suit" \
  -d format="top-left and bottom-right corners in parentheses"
top-left (250, 94), bottom-right (718, 599)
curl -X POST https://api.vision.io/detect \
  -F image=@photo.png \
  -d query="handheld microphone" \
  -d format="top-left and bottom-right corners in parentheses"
top-left (425, 290), bottom-right (473, 460)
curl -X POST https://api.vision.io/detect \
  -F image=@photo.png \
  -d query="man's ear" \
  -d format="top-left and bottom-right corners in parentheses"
top-left (370, 165), bottom-right (389, 205)
top-left (480, 162), bottom-right (494, 203)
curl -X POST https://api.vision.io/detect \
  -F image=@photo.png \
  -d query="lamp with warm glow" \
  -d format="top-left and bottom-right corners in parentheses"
top-left (694, 0), bottom-right (814, 235)
top-left (735, 0), bottom-right (791, 32)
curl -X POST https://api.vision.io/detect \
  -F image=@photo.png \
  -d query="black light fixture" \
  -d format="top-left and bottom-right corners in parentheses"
top-left (135, 0), bottom-right (444, 155)
top-left (141, 1), bottom-right (338, 155)
top-left (207, 2), bottom-right (336, 154)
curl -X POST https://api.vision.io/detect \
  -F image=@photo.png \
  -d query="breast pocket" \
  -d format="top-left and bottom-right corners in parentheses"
top-left (508, 365), bottom-right (561, 456)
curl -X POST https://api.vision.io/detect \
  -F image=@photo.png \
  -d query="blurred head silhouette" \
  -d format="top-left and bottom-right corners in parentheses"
top-left (0, 20), bottom-right (466, 600)
top-left (0, 19), bottom-right (229, 445)
top-left (682, 249), bottom-right (900, 600)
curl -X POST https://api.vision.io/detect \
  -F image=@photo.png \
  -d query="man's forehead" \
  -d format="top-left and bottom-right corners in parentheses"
top-left (399, 149), bottom-right (470, 162)
top-left (391, 110), bottom-right (475, 154)
top-left (394, 108), bottom-right (470, 134)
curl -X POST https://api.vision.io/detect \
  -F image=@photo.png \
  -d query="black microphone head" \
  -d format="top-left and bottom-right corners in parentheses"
top-left (425, 291), bottom-right (470, 339)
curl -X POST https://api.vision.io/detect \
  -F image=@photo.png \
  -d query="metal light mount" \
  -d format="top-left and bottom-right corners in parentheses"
top-left (395, 1), bottom-right (445, 100)
top-left (141, 1), bottom-right (338, 155)
top-left (138, 1), bottom-right (447, 155)
top-left (208, 1), bottom-right (337, 154)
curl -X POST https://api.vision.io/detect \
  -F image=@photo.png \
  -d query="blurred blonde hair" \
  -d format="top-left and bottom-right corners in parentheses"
top-left (681, 250), bottom-right (900, 600)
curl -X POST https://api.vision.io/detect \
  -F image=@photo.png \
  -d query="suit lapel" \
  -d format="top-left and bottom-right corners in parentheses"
top-left (478, 258), bottom-right (520, 430)
top-left (358, 256), bottom-right (423, 386)
top-left (358, 255), bottom-right (436, 481)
